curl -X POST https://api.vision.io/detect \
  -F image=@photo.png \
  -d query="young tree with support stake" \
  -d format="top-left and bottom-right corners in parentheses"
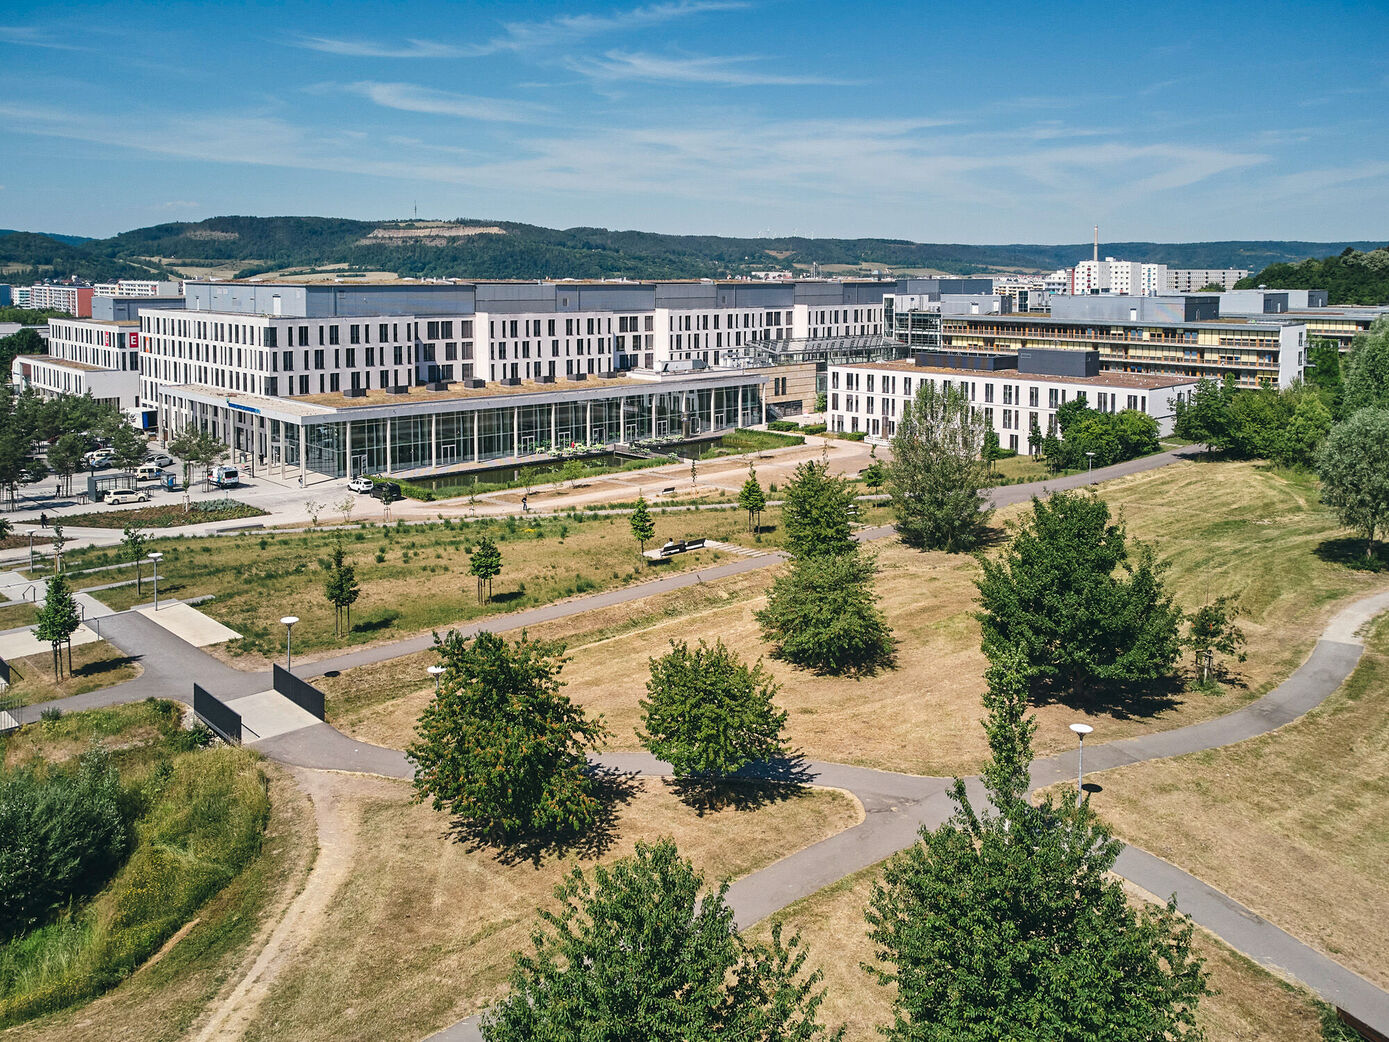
top-left (469, 536), bottom-right (502, 603)
top-left (324, 538), bottom-right (361, 638)
top-left (738, 464), bottom-right (766, 533)
top-left (1186, 595), bottom-right (1246, 685)
top-left (35, 571), bottom-right (81, 678)
top-left (121, 525), bottom-right (148, 595)
top-left (629, 495), bottom-right (655, 553)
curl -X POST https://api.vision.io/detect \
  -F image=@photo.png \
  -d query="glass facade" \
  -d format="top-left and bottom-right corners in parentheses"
top-left (226, 380), bottom-right (762, 480)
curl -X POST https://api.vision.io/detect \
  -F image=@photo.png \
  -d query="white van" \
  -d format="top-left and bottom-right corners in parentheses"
top-left (135, 463), bottom-right (165, 482)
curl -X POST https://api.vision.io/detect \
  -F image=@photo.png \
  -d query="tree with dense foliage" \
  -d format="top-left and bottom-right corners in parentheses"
top-left (48, 432), bottom-right (85, 495)
top-left (469, 536), bottom-right (503, 603)
top-left (886, 380), bottom-right (992, 552)
top-left (1172, 378), bottom-right (1233, 453)
top-left (629, 495), bottom-right (655, 552)
top-left (35, 570), bottom-right (81, 677)
top-left (121, 524), bottom-right (148, 595)
top-left (408, 630), bottom-right (608, 843)
top-left (781, 459), bottom-right (856, 557)
top-left (0, 326), bottom-right (47, 372)
top-left (1195, 281), bottom-right (1226, 292)
top-left (1174, 377), bottom-right (1333, 466)
top-left (1306, 339), bottom-right (1345, 416)
top-left (738, 464), bottom-right (766, 533)
top-left (639, 639), bottom-right (787, 779)
top-left (1343, 318), bottom-right (1389, 413)
top-left (756, 549), bottom-right (893, 674)
top-left (323, 538), bottom-right (361, 638)
top-left (483, 838), bottom-right (840, 1042)
top-left (1317, 407), bottom-right (1389, 559)
top-left (109, 422), bottom-right (147, 474)
top-left (1236, 246), bottom-right (1389, 306)
top-left (167, 423), bottom-right (227, 486)
top-left (1186, 595), bottom-right (1247, 684)
top-left (865, 648), bottom-right (1209, 1042)
top-left (975, 491), bottom-right (1182, 697)
top-left (0, 747), bottom-right (131, 941)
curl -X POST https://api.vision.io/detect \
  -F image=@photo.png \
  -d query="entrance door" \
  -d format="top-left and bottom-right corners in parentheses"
top-left (656, 420), bottom-right (668, 437)
top-left (438, 444), bottom-right (456, 467)
top-left (519, 436), bottom-right (536, 456)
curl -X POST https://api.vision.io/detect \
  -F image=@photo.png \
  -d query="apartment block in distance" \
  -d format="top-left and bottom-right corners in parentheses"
top-left (827, 347), bottom-right (1196, 453)
top-left (886, 292), bottom-right (1306, 388)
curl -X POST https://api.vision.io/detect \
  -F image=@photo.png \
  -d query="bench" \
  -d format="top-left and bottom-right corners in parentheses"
top-left (662, 486), bottom-right (676, 495)
top-left (659, 540), bottom-right (687, 557)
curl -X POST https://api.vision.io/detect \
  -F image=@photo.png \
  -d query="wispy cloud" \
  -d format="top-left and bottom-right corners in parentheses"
top-left (330, 82), bottom-right (551, 124)
top-left (567, 50), bottom-right (858, 87)
top-left (0, 25), bottom-right (87, 51)
top-left (292, 0), bottom-right (746, 59)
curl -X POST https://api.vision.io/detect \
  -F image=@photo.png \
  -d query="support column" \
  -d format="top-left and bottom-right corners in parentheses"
top-left (431, 413), bottom-right (437, 470)
top-left (298, 424), bottom-right (307, 486)
top-left (512, 406), bottom-right (519, 457)
top-left (650, 396), bottom-right (656, 438)
top-left (550, 402), bottom-right (557, 450)
top-left (709, 390), bottom-right (716, 432)
top-left (738, 384), bottom-right (744, 427)
top-left (385, 418), bottom-right (392, 474)
top-left (473, 410), bottom-right (480, 461)
top-left (345, 420), bottom-right (352, 479)
top-left (586, 400), bottom-right (593, 444)
top-left (760, 383), bottom-right (766, 426)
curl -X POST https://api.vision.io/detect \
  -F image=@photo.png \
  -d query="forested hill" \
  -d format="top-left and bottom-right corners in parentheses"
top-left (1236, 246), bottom-right (1389, 305)
top-left (0, 215), bottom-right (1383, 284)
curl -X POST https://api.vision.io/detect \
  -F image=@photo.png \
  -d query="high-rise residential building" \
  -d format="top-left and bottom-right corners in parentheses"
top-left (1167, 268), bottom-right (1250, 293)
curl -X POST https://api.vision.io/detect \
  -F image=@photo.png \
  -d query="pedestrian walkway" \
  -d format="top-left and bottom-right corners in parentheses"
top-left (136, 602), bottom-right (239, 647)
top-left (0, 622), bottom-right (100, 659)
top-left (704, 538), bottom-right (776, 558)
top-left (226, 689), bottom-right (321, 743)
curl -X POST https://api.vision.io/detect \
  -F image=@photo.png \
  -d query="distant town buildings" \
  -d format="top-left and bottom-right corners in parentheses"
top-left (91, 279), bottom-right (182, 297)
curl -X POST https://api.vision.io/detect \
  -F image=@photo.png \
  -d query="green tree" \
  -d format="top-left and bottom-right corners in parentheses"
top-left (167, 423), bottom-right (227, 486)
top-left (0, 747), bottom-right (131, 940)
top-left (629, 495), bottom-right (656, 552)
top-left (35, 570), bottom-right (81, 678)
top-left (1272, 385), bottom-right (1333, 468)
top-left (469, 535), bottom-right (503, 603)
top-left (1316, 407), bottom-right (1389, 559)
top-left (886, 380), bottom-right (993, 552)
top-left (408, 630), bottom-right (608, 843)
top-left (1305, 339), bottom-right (1345, 417)
top-left (975, 491), bottom-right (1182, 697)
top-left (639, 639), bottom-right (787, 779)
top-left (1186, 595), bottom-right (1247, 685)
top-left (815, 390), bottom-right (828, 412)
top-left (738, 464), bottom-right (766, 532)
top-left (48, 432), bottom-right (86, 495)
top-left (1195, 281), bottom-right (1226, 292)
top-left (50, 522), bottom-right (68, 572)
top-left (109, 422), bottom-right (146, 474)
top-left (560, 458), bottom-right (585, 488)
top-left (1172, 378), bottom-right (1232, 454)
top-left (691, 456), bottom-right (698, 486)
top-left (756, 550), bottom-right (893, 674)
top-left (865, 649), bottom-right (1209, 1042)
top-left (1343, 318), bottom-right (1389, 413)
top-left (120, 524), bottom-right (148, 595)
top-left (483, 839), bottom-right (839, 1042)
top-left (781, 459), bottom-right (856, 558)
top-left (323, 538), bottom-right (361, 638)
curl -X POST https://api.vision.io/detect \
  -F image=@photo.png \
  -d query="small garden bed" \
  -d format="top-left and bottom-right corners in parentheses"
top-left (55, 499), bottom-right (267, 529)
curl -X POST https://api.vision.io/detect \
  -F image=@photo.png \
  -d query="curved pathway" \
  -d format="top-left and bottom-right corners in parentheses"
top-left (22, 446), bottom-right (1389, 1037)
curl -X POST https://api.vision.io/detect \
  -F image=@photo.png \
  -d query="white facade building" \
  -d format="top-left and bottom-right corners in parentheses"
top-left (1070, 258), bottom-right (1169, 296)
top-left (11, 317), bottom-right (143, 411)
top-left (91, 280), bottom-right (182, 297)
top-left (1167, 268), bottom-right (1250, 293)
top-left (827, 358), bottom-right (1196, 454)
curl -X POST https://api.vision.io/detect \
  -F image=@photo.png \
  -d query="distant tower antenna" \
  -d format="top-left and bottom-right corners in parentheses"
top-left (1093, 225), bottom-right (1099, 264)
top-left (414, 200), bottom-right (418, 220)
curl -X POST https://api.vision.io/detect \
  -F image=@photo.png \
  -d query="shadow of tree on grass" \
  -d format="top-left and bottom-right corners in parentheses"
top-left (1314, 537), bottom-right (1388, 573)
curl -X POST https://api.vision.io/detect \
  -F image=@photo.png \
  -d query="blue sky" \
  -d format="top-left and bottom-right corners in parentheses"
top-left (2, 0), bottom-right (1387, 243)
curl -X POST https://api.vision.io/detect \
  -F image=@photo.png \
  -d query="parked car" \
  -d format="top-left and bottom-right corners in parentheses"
top-left (348, 476), bottom-right (374, 494)
top-left (145, 451), bottom-right (174, 467)
top-left (105, 489), bottom-right (149, 505)
top-left (135, 463), bottom-right (167, 482)
top-left (370, 481), bottom-right (402, 502)
top-left (83, 449), bottom-right (114, 468)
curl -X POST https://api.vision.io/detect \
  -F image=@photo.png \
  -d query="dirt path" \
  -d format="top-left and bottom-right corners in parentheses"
top-left (190, 769), bottom-right (357, 1042)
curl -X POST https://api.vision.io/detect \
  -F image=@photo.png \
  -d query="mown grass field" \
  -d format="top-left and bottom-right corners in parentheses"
top-left (1067, 615), bottom-right (1389, 992)
top-left (235, 773), bottom-right (860, 1042)
top-left (0, 702), bottom-right (274, 1027)
top-left (322, 460), bottom-right (1389, 776)
top-left (749, 863), bottom-right (1339, 1042)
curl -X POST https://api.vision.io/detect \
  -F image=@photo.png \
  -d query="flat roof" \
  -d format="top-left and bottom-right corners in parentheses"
top-left (296, 374), bottom-right (650, 409)
top-left (48, 317), bottom-right (139, 327)
top-left (841, 358), bottom-right (1196, 390)
top-left (14, 354), bottom-right (110, 372)
top-left (935, 313), bottom-right (1294, 332)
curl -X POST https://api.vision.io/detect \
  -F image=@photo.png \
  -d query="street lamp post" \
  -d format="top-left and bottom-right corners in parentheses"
top-left (147, 551), bottom-right (163, 610)
top-left (1085, 450), bottom-right (1096, 476)
top-left (1069, 722), bottom-right (1093, 805)
top-left (28, 530), bottom-right (34, 571)
top-left (427, 664), bottom-right (445, 694)
top-left (281, 616), bottom-right (299, 671)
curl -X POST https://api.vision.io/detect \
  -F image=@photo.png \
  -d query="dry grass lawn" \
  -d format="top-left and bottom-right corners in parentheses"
top-left (237, 773), bottom-right (860, 1042)
top-left (751, 864), bottom-right (1331, 1042)
top-left (1070, 615), bottom-right (1389, 992)
top-left (321, 460), bottom-right (1388, 775)
top-left (3, 641), bottom-right (142, 707)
